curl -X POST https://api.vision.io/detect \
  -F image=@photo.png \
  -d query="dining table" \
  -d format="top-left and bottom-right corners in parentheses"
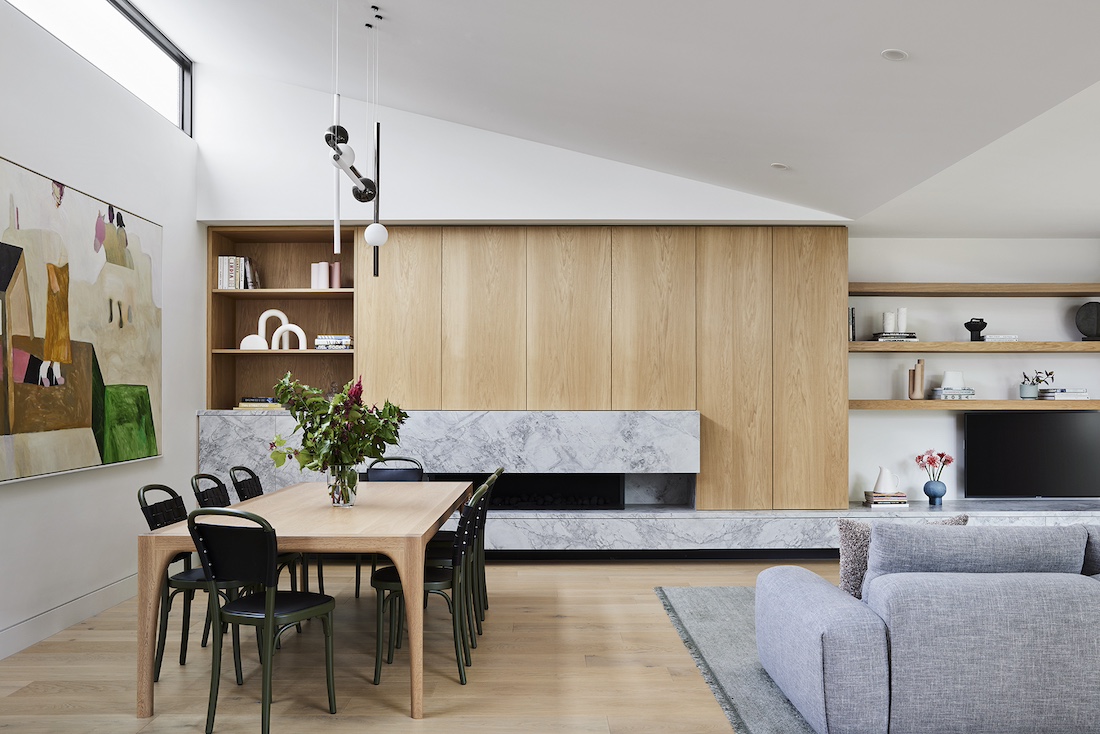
top-left (136, 480), bottom-right (472, 719)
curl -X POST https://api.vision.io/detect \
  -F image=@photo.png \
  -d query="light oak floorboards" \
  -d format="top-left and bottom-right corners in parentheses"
top-left (0, 559), bottom-right (839, 733)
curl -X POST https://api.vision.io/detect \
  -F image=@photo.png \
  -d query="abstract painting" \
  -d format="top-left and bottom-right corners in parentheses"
top-left (0, 156), bottom-right (161, 481)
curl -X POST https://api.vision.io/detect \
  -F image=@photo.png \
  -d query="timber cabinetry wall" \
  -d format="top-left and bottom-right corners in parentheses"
top-left (208, 224), bottom-right (848, 509)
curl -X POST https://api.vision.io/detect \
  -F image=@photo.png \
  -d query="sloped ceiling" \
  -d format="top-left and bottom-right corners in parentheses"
top-left (132, 0), bottom-right (1100, 236)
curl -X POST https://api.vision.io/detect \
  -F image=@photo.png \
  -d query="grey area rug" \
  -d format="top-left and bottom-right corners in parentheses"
top-left (655, 586), bottom-right (815, 734)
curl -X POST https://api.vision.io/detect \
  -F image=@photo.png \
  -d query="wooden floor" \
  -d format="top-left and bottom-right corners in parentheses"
top-left (0, 558), bottom-right (839, 733)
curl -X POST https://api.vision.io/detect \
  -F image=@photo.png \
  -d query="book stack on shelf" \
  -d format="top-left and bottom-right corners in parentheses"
top-left (1040, 387), bottom-right (1089, 400)
top-left (983, 334), bottom-right (1018, 342)
top-left (217, 256), bottom-right (260, 289)
top-left (315, 334), bottom-right (352, 351)
top-left (233, 397), bottom-right (284, 410)
top-left (872, 331), bottom-right (919, 342)
top-left (863, 491), bottom-right (909, 509)
top-left (931, 387), bottom-right (975, 400)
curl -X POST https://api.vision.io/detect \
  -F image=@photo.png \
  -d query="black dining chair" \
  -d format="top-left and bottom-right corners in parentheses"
top-left (229, 465), bottom-right (265, 501)
top-left (191, 473), bottom-right (232, 508)
top-left (188, 508), bottom-right (337, 734)
top-left (371, 484), bottom-right (487, 686)
top-left (352, 456), bottom-right (427, 597)
top-left (138, 484), bottom-right (234, 680)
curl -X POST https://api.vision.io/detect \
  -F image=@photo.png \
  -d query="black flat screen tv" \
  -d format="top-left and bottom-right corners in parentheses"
top-left (964, 411), bottom-right (1100, 498)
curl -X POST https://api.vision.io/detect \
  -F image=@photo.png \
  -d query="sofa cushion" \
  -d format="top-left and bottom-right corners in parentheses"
top-left (837, 514), bottom-right (968, 599)
top-left (861, 523), bottom-right (1088, 601)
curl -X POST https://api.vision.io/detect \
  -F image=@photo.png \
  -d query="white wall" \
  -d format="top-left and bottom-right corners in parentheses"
top-left (0, 3), bottom-right (200, 658)
top-left (194, 64), bottom-right (846, 225)
top-left (849, 237), bottom-right (1100, 501)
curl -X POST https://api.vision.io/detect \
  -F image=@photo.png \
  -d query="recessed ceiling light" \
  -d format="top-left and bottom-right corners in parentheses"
top-left (770, 163), bottom-right (790, 171)
top-left (881, 48), bottom-right (909, 61)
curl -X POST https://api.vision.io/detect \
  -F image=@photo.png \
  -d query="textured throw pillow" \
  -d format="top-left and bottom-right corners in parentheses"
top-left (1082, 525), bottom-right (1100, 576)
top-left (837, 514), bottom-right (968, 599)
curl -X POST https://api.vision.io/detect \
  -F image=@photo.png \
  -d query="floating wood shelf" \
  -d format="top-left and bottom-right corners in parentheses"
top-left (211, 349), bottom-right (354, 355)
top-left (211, 288), bottom-right (354, 299)
top-left (849, 282), bottom-right (1100, 297)
top-left (849, 341), bottom-right (1100, 353)
top-left (851, 400), bottom-right (1100, 411)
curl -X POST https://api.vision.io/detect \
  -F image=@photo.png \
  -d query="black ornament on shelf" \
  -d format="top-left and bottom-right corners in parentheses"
top-left (1075, 302), bottom-right (1100, 341)
top-left (964, 318), bottom-right (987, 342)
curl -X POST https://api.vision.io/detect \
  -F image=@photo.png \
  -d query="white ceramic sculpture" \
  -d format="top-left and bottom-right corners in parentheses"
top-left (270, 323), bottom-right (308, 351)
top-left (239, 309), bottom-right (290, 350)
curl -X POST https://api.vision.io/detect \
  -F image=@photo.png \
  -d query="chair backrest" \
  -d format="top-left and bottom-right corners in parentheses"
top-left (450, 493), bottom-right (481, 568)
top-left (229, 466), bottom-right (264, 501)
top-left (366, 456), bottom-right (424, 483)
top-left (138, 484), bottom-right (187, 531)
top-left (191, 473), bottom-right (231, 508)
top-left (188, 508), bottom-right (279, 588)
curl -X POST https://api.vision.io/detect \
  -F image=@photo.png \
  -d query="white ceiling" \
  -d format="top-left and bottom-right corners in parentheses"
top-left (132, 0), bottom-right (1100, 237)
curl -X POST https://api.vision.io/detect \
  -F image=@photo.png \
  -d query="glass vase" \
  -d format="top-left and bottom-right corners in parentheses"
top-left (328, 465), bottom-right (359, 508)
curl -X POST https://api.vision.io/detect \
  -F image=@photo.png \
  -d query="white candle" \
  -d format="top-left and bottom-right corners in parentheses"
top-left (883, 311), bottom-right (897, 333)
top-left (896, 307), bottom-right (907, 332)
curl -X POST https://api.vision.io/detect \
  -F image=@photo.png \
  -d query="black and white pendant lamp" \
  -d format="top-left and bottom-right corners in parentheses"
top-left (324, 1), bottom-right (388, 275)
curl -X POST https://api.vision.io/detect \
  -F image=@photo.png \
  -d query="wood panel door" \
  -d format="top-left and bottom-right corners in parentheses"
top-left (695, 227), bottom-right (773, 510)
top-left (526, 227), bottom-right (612, 410)
top-left (772, 227), bottom-right (848, 509)
top-left (355, 226), bottom-right (442, 409)
top-left (611, 227), bottom-right (696, 410)
top-left (441, 227), bottom-right (527, 409)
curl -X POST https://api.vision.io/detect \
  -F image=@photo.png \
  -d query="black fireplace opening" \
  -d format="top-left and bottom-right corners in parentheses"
top-left (425, 472), bottom-right (625, 510)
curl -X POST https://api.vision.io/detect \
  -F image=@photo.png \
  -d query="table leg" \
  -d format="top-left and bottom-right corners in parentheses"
top-left (392, 537), bottom-right (426, 719)
top-left (137, 538), bottom-right (174, 717)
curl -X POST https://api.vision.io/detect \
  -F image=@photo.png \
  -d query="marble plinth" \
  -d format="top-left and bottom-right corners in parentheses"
top-left (442, 500), bottom-right (1100, 552)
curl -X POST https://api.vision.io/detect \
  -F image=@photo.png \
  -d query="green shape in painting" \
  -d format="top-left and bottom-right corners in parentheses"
top-left (102, 384), bottom-right (158, 463)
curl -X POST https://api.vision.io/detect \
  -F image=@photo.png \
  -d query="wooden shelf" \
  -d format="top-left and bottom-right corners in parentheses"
top-left (849, 341), bottom-right (1100, 353)
top-left (211, 349), bottom-right (353, 355)
top-left (851, 400), bottom-right (1100, 411)
top-left (212, 288), bottom-right (354, 299)
top-left (850, 282), bottom-right (1100, 297)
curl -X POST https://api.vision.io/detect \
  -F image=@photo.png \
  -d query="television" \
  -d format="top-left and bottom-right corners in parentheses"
top-left (964, 411), bottom-right (1100, 498)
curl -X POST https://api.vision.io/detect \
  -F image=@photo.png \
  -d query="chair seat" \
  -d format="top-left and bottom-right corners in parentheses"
top-left (223, 591), bottom-right (335, 623)
top-left (371, 564), bottom-right (451, 591)
top-left (168, 567), bottom-right (210, 587)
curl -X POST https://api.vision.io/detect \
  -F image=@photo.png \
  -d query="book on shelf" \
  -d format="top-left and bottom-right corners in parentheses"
top-left (240, 396), bottom-right (279, 403)
top-left (1039, 393), bottom-right (1090, 400)
top-left (863, 501), bottom-right (910, 508)
top-left (983, 334), bottom-right (1018, 341)
top-left (1039, 387), bottom-right (1087, 393)
top-left (233, 403), bottom-right (285, 410)
top-left (314, 344), bottom-right (353, 351)
top-left (216, 256), bottom-right (260, 289)
top-left (872, 331), bottom-right (917, 338)
top-left (849, 307), bottom-right (855, 342)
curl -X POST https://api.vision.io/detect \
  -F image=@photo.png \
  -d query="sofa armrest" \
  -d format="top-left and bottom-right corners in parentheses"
top-left (756, 566), bottom-right (889, 734)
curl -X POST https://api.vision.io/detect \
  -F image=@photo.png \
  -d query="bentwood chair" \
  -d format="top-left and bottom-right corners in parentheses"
top-left (353, 456), bottom-right (426, 597)
top-left (191, 472), bottom-right (303, 629)
top-left (188, 508), bottom-right (337, 734)
top-left (228, 466), bottom-right (265, 501)
top-left (371, 485), bottom-right (486, 686)
top-left (139, 484), bottom-right (233, 681)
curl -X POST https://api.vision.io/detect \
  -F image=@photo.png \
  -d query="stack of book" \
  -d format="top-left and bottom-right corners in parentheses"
top-left (233, 397), bottom-right (283, 410)
top-left (314, 334), bottom-right (352, 351)
top-left (931, 387), bottom-right (975, 400)
top-left (863, 491), bottom-right (909, 509)
top-left (983, 334), bottom-right (1019, 342)
top-left (217, 256), bottom-right (260, 289)
top-left (872, 331), bottom-right (919, 342)
top-left (1039, 387), bottom-right (1089, 400)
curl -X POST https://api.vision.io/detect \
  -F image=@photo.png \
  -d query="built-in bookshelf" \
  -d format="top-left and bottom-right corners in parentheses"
top-left (207, 226), bottom-right (357, 410)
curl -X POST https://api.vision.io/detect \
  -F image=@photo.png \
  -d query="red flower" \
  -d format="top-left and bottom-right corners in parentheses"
top-left (347, 377), bottom-right (363, 405)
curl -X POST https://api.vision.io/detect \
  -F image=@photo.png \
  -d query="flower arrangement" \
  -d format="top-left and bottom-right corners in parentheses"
top-left (1021, 370), bottom-right (1054, 386)
top-left (915, 449), bottom-right (954, 482)
top-left (269, 372), bottom-right (407, 504)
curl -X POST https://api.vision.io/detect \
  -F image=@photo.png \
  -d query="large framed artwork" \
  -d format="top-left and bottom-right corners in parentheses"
top-left (0, 156), bottom-right (161, 481)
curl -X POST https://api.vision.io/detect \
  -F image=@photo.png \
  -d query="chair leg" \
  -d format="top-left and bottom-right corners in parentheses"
top-left (229, 590), bottom-right (243, 686)
top-left (154, 581), bottom-right (172, 682)
top-left (288, 559), bottom-right (303, 634)
top-left (316, 555), bottom-right (326, 595)
top-left (179, 589), bottom-right (194, 666)
top-left (205, 601), bottom-right (223, 734)
top-left (452, 579), bottom-right (467, 684)
top-left (261, 622), bottom-right (275, 734)
top-left (300, 556), bottom-right (311, 592)
top-left (354, 554), bottom-right (362, 598)
top-left (373, 588), bottom-right (386, 684)
top-left (201, 604), bottom-right (212, 647)
top-left (323, 611), bottom-right (337, 713)
top-left (388, 593), bottom-right (402, 661)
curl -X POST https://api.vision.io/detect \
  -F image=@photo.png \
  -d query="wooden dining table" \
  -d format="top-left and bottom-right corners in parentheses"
top-left (136, 480), bottom-right (472, 720)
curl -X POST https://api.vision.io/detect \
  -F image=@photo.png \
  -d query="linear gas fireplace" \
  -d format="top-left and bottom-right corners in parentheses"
top-left (426, 473), bottom-right (625, 510)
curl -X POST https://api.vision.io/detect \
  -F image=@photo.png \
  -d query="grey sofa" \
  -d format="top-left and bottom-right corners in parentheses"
top-left (755, 524), bottom-right (1100, 734)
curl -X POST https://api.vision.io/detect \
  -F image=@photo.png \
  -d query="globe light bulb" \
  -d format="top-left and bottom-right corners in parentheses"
top-left (365, 222), bottom-right (389, 247)
top-left (334, 143), bottom-right (355, 166)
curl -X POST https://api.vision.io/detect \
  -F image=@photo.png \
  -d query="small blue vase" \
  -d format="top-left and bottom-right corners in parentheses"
top-left (923, 480), bottom-right (947, 505)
